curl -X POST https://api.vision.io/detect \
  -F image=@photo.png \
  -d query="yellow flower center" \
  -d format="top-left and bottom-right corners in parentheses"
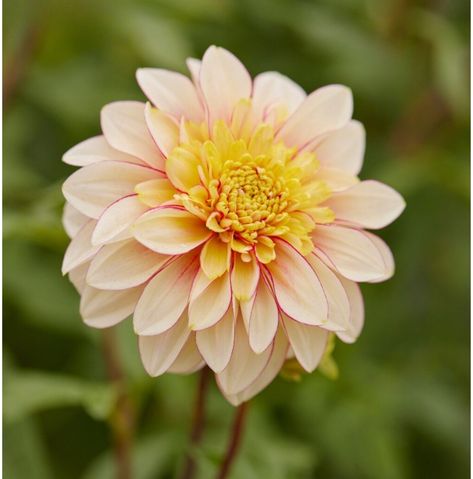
top-left (138, 102), bottom-right (336, 264)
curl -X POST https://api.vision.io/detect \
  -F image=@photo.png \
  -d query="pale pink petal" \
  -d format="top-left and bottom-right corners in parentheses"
top-left (86, 239), bottom-right (169, 290)
top-left (276, 85), bottom-right (353, 149)
top-left (101, 101), bottom-right (165, 170)
top-left (80, 285), bottom-right (143, 328)
top-left (133, 206), bottom-right (212, 255)
top-left (252, 71), bottom-right (306, 123)
top-left (62, 221), bottom-right (99, 274)
top-left (306, 254), bottom-right (350, 332)
top-left (63, 202), bottom-right (88, 238)
top-left (249, 279), bottom-right (279, 354)
top-left (239, 295), bottom-right (255, 332)
top-left (188, 271), bottom-right (232, 330)
top-left (326, 180), bottom-right (405, 229)
top-left (133, 253), bottom-right (199, 335)
top-left (231, 254), bottom-right (260, 301)
top-left (364, 232), bottom-right (395, 282)
top-left (266, 240), bottom-right (328, 326)
top-left (68, 261), bottom-right (89, 294)
top-left (167, 335), bottom-right (204, 374)
top-left (335, 276), bottom-right (364, 344)
top-left (144, 103), bottom-right (179, 158)
top-left (315, 167), bottom-right (359, 192)
top-left (312, 120), bottom-right (365, 174)
top-left (225, 329), bottom-right (288, 406)
top-left (312, 224), bottom-right (387, 282)
top-left (200, 46), bottom-right (252, 124)
top-left (216, 319), bottom-right (272, 396)
top-left (139, 311), bottom-right (191, 376)
top-left (62, 161), bottom-right (158, 219)
top-left (282, 315), bottom-right (328, 372)
top-left (136, 68), bottom-right (204, 122)
top-left (186, 58), bottom-right (201, 87)
top-left (196, 308), bottom-right (235, 372)
top-left (62, 135), bottom-right (144, 167)
top-left (92, 195), bottom-right (149, 246)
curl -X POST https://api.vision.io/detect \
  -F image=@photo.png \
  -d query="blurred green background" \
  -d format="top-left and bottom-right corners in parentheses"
top-left (3, 0), bottom-right (470, 478)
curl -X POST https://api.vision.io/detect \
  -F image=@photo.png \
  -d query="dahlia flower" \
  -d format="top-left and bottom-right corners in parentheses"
top-left (62, 46), bottom-right (405, 405)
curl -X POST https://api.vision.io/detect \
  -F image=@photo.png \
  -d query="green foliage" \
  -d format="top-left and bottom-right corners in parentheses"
top-left (3, 0), bottom-right (469, 478)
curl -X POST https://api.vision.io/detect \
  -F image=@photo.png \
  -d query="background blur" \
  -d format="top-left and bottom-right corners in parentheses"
top-left (3, 0), bottom-right (470, 478)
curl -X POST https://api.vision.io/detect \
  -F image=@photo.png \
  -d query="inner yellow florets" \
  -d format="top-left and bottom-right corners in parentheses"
top-left (140, 102), bottom-right (335, 264)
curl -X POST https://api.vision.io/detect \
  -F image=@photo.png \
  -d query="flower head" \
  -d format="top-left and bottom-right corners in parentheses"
top-left (62, 46), bottom-right (405, 405)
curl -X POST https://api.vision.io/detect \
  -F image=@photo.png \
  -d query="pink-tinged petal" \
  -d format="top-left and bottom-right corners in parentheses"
top-left (240, 295), bottom-right (255, 332)
top-left (62, 135), bottom-right (144, 167)
top-left (249, 279), bottom-right (279, 353)
top-left (252, 71), bottom-right (306, 123)
top-left (68, 261), bottom-right (89, 294)
top-left (133, 253), bottom-right (198, 335)
top-left (216, 319), bottom-right (272, 396)
top-left (167, 335), bottom-right (204, 374)
top-left (86, 239), bottom-right (169, 290)
top-left (306, 254), bottom-right (350, 332)
top-left (335, 276), bottom-right (364, 344)
top-left (312, 120), bottom-right (365, 174)
top-left (188, 270), bottom-right (232, 330)
top-left (186, 58), bottom-right (201, 87)
top-left (231, 254), bottom-right (260, 301)
top-left (139, 311), bottom-right (191, 376)
top-left (266, 240), bottom-right (328, 326)
top-left (364, 232), bottom-right (395, 283)
top-left (92, 195), bottom-right (149, 246)
top-left (276, 85), bottom-right (353, 149)
top-left (282, 315), bottom-right (328, 372)
top-left (312, 225), bottom-right (386, 282)
top-left (63, 202), bottom-right (88, 238)
top-left (62, 221), bottom-right (99, 275)
top-left (101, 101), bottom-right (165, 170)
top-left (200, 46), bottom-right (252, 124)
top-left (80, 285), bottom-right (143, 328)
top-left (144, 103), bottom-right (179, 157)
top-left (136, 68), bottom-right (204, 122)
top-left (196, 308), bottom-right (235, 372)
top-left (225, 328), bottom-right (288, 406)
top-left (326, 180), bottom-right (406, 229)
top-left (133, 207), bottom-right (212, 255)
top-left (315, 167), bottom-right (359, 192)
top-left (62, 161), bottom-right (158, 219)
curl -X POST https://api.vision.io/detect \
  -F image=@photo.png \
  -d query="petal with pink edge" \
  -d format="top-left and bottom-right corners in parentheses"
top-left (167, 335), bottom-right (204, 374)
top-left (249, 279), bottom-right (279, 354)
top-left (335, 276), bottom-right (364, 344)
top-left (364, 232), bottom-right (395, 283)
top-left (326, 180), bottom-right (405, 229)
top-left (266, 240), bottom-right (328, 326)
top-left (312, 225), bottom-right (387, 282)
top-left (276, 85), bottom-right (353, 149)
top-left (92, 195), bottom-right (149, 246)
top-left (136, 68), bottom-right (203, 122)
top-left (62, 221), bottom-right (99, 275)
top-left (62, 135), bottom-right (144, 167)
top-left (63, 203), bottom-right (89, 239)
top-left (62, 160), bottom-right (158, 219)
top-left (217, 319), bottom-right (272, 396)
top-left (101, 101), bottom-right (165, 170)
top-left (200, 46), bottom-right (252, 124)
top-left (282, 315), bottom-right (328, 372)
top-left (312, 120), bottom-right (365, 175)
top-left (80, 285), bottom-right (143, 328)
top-left (196, 308), bottom-right (235, 372)
top-left (231, 254), bottom-right (260, 301)
top-left (144, 103), bottom-right (179, 158)
top-left (86, 239), bottom-right (169, 290)
top-left (133, 207), bottom-right (212, 255)
top-left (134, 253), bottom-right (198, 335)
top-left (139, 311), bottom-right (191, 376)
top-left (224, 329), bottom-right (288, 406)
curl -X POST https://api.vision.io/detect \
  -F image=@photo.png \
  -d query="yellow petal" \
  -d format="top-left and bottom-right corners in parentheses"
top-left (135, 178), bottom-right (177, 207)
top-left (231, 254), bottom-right (260, 300)
top-left (166, 146), bottom-right (201, 192)
top-left (200, 236), bottom-right (231, 279)
top-left (255, 241), bottom-right (276, 264)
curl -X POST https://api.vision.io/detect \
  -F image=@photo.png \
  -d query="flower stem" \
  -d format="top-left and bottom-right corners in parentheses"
top-left (180, 367), bottom-right (211, 479)
top-left (216, 401), bottom-right (250, 479)
top-left (101, 329), bottom-right (135, 479)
